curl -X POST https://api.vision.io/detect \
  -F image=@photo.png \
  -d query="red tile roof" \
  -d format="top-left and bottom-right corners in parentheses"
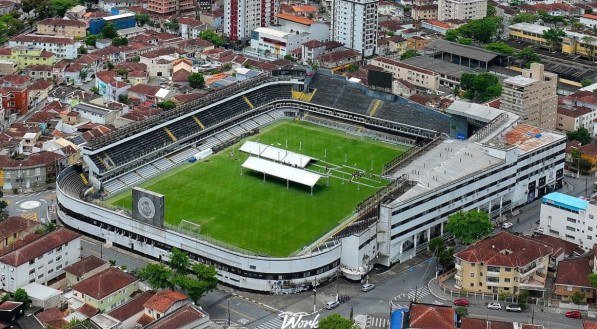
top-left (137, 313), bottom-right (155, 326)
top-left (318, 49), bottom-right (361, 63)
top-left (143, 290), bottom-right (188, 313)
top-left (0, 228), bottom-right (79, 267)
top-left (76, 303), bottom-right (99, 318)
top-left (29, 80), bottom-right (54, 91)
top-left (409, 303), bottom-right (454, 329)
top-left (145, 304), bottom-right (206, 329)
top-left (584, 320), bottom-right (597, 329)
top-left (579, 143), bottom-right (597, 157)
top-left (178, 17), bottom-right (205, 28)
top-left (558, 106), bottom-right (592, 118)
top-left (461, 318), bottom-right (513, 329)
top-left (277, 13), bottom-right (315, 25)
top-left (555, 257), bottom-right (591, 288)
top-left (0, 301), bottom-right (22, 311)
top-left (64, 255), bottom-right (107, 277)
top-left (455, 231), bottom-right (553, 268)
top-left (38, 18), bottom-right (86, 28)
top-left (72, 267), bottom-right (138, 300)
top-left (108, 291), bottom-right (155, 321)
top-left (0, 151), bottom-right (64, 170)
top-left (0, 217), bottom-right (38, 242)
top-left (35, 307), bottom-right (66, 328)
top-left (302, 40), bottom-right (324, 48)
top-left (127, 83), bottom-right (161, 96)
top-left (11, 34), bottom-right (74, 45)
top-left (531, 234), bottom-right (583, 256)
top-left (374, 56), bottom-right (436, 76)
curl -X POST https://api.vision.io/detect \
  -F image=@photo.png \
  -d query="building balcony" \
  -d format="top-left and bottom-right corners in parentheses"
top-left (486, 281), bottom-right (499, 287)
top-left (486, 270), bottom-right (500, 277)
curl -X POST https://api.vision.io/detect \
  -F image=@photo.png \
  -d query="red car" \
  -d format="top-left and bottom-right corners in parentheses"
top-left (454, 298), bottom-right (469, 307)
top-left (566, 310), bottom-right (582, 319)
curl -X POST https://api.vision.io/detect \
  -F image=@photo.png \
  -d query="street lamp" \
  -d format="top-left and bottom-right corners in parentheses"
top-left (18, 163), bottom-right (22, 194)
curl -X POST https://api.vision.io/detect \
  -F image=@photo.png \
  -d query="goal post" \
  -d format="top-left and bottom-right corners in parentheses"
top-left (178, 219), bottom-right (202, 235)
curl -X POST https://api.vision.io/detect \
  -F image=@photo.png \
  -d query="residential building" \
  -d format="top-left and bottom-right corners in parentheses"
top-left (509, 23), bottom-right (597, 59)
top-left (9, 35), bottom-right (77, 60)
top-left (104, 291), bottom-right (155, 329)
top-left (454, 231), bottom-right (553, 294)
top-left (75, 102), bottom-right (118, 124)
top-left (371, 56), bottom-right (440, 91)
top-left (147, 0), bottom-right (195, 16)
top-left (178, 18), bottom-right (207, 40)
top-left (0, 228), bottom-right (81, 293)
top-left (0, 47), bottom-right (55, 69)
top-left (438, 0), bottom-right (487, 20)
top-left (0, 151), bottom-right (67, 192)
top-left (89, 13), bottom-right (136, 35)
top-left (64, 255), bottom-right (109, 286)
top-left (500, 63), bottom-right (557, 130)
top-left (0, 86), bottom-right (28, 116)
top-left (0, 60), bottom-right (17, 76)
top-left (411, 4), bottom-right (438, 20)
top-left (250, 27), bottom-right (312, 57)
top-left (36, 18), bottom-right (87, 38)
top-left (301, 40), bottom-right (326, 65)
top-left (316, 49), bottom-right (362, 69)
top-left (409, 303), bottom-right (455, 328)
top-left (330, 0), bottom-right (378, 57)
top-left (421, 19), bottom-right (462, 35)
top-left (554, 257), bottom-right (594, 304)
top-left (558, 91), bottom-right (597, 136)
top-left (139, 47), bottom-right (180, 78)
top-left (95, 71), bottom-right (130, 102)
top-left (144, 304), bottom-right (210, 329)
top-left (71, 267), bottom-right (139, 312)
top-left (22, 64), bottom-right (54, 81)
top-left (224, 0), bottom-right (277, 41)
top-left (0, 216), bottom-right (39, 250)
top-left (401, 56), bottom-right (477, 90)
top-left (277, 13), bottom-right (330, 42)
top-left (580, 13), bottom-right (597, 28)
top-left (143, 290), bottom-right (189, 321)
top-left (539, 192), bottom-right (597, 251)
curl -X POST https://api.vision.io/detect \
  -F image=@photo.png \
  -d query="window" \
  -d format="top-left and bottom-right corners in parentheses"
top-left (470, 273), bottom-right (474, 277)
top-left (566, 226), bottom-right (576, 232)
top-left (470, 283), bottom-right (474, 287)
top-left (567, 217), bottom-right (576, 223)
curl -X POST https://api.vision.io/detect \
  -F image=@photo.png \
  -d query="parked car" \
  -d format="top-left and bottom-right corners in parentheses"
top-left (487, 302), bottom-right (502, 310)
top-left (454, 298), bottom-right (469, 307)
top-left (506, 304), bottom-right (522, 312)
top-left (361, 283), bottom-right (375, 292)
top-left (566, 310), bottom-right (582, 319)
top-left (502, 222), bottom-right (513, 229)
top-left (324, 300), bottom-right (339, 310)
top-left (564, 172), bottom-right (576, 178)
top-left (338, 295), bottom-right (351, 303)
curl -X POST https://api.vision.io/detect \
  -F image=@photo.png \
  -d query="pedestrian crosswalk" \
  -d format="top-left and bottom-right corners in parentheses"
top-left (367, 316), bottom-right (388, 328)
top-left (407, 286), bottom-right (430, 301)
top-left (255, 317), bottom-right (283, 329)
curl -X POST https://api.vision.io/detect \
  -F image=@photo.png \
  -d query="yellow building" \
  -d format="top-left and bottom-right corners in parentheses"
top-left (454, 231), bottom-right (553, 295)
top-left (37, 18), bottom-right (87, 38)
top-left (509, 23), bottom-right (597, 59)
top-left (0, 216), bottom-right (40, 250)
top-left (0, 47), bottom-right (56, 69)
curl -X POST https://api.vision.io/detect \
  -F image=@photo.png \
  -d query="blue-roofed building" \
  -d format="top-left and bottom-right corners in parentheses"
top-left (539, 192), bottom-right (595, 251)
top-left (89, 13), bottom-right (136, 35)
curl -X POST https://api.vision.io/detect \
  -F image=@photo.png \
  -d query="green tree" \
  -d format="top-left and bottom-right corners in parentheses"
top-left (138, 263), bottom-right (175, 289)
top-left (458, 38), bottom-right (473, 45)
top-left (485, 42), bottom-right (516, 55)
top-left (400, 49), bottom-right (420, 60)
top-left (283, 54), bottom-right (296, 61)
top-left (164, 18), bottom-right (179, 32)
top-left (318, 314), bottom-right (356, 329)
top-left (131, 55), bottom-right (140, 62)
top-left (22, 0), bottom-right (51, 17)
top-left (78, 46), bottom-right (87, 54)
top-left (85, 35), bottom-right (97, 47)
top-left (516, 47), bottom-right (541, 67)
top-left (106, 61), bottom-right (115, 70)
top-left (511, 13), bottom-right (538, 24)
top-left (517, 290), bottom-right (529, 309)
top-left (455, 306), bottom-right (469, 318)
top-left (439, 247), bottom-right (454, 266)
top-left (445, 29), bottom-right (459, 42)
top-left (171, 275), bottom-right (211, 303)
top-left (459, 72), bottom-right (502, 102)
top-left (347, 63), bottom-right (359, 72)
top-left (13, 288), bottom-right (28, 305)
top-left (588, 273), bottom-right (597, 288)
top-left (101, 23), bottom-right (118, 39)
top-left (169, 248), bottom-right (190, 275)
top-left (0, 200), bottom-right (8, 212)
top-left (188, 72), bottom-right (205, 89)
top-left (542, 28), bottom-right (566, 52)
top-left (199, 30), bottom-right (224, 46)
top-left (581, 78), bottom-right (594, 87)
top-left (112, 37), bottom-right (128, 46)
top-left (428, 237), bottom-right (445, 255)
top-left (487, 4), bottom-right (496, 17)
top-left (567, 127), bottom-right (592, 145)
top-left (457, 16), bottom-right (503, 43)
top-left (570, 291), bottom-right (585, 305)
top-left (135, 13), bottom-right (150, 26)
top-left (192, 263), bottom-right (218, 291)
top-left (445, 210), bottom-right (492, 244)
top-left (50, 0), bottom-right (78, 17)
top-left (118, 94), bottom-right (129, 104)
top-left (582, 36), bottom-right (596, 61)
top-left (158, 100), bottom-right (176, 110)
top-left (1, 294), bottom-right (9, 303)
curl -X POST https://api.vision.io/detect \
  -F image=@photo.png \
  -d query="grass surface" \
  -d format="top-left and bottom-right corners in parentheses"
top-left (109, 120), bottom-right (408, 256)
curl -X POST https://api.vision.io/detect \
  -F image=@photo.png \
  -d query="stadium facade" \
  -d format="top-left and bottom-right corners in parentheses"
top-left (56, 71), bottom-right (566, 293)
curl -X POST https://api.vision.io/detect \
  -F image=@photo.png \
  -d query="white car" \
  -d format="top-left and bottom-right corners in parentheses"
top-left (361, 283), bottom-right (375, 292)
top-left (502, 222), bottom-right (513, 229)
top-left (506, 304), bottom-right (522, 312)
top-left (325, 300), bottom-right (339, 310)
top-left (487, 302), bottom-right (502, 310)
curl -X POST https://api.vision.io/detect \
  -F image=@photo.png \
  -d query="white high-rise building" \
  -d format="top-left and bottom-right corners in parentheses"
top-left (223, 0), bottom-right (278, 41)
top-left (330, 0), bottom-right (378, 57)
top-left (438, 0), bottom-right (487, 20)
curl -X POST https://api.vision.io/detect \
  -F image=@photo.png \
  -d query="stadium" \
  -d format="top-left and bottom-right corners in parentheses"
top-left (57, 69), bottom-right (566, 293)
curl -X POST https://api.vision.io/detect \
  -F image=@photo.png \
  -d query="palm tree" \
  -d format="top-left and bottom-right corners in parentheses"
top-left (581, 36), bottom-right (596, 61)
top-left (542, 28), bottom-right (566, 52)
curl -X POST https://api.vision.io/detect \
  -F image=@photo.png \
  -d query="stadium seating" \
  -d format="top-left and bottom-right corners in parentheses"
top-left (61, 170), bottom-right (88, 198)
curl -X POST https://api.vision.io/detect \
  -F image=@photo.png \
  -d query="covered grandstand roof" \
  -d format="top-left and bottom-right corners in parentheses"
top-left (425, 39), bottom-right (499, 62)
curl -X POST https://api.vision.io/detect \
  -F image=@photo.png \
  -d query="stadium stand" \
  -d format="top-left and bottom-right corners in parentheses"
top-left (308, 73), bottom-right (449, 133)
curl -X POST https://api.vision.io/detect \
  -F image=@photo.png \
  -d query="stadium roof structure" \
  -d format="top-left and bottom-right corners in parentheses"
top-left (242, 156), bottom-right (321, 192)
top-left (425, 39), bottom-right (499, 63)
top-left (240, 141), bottom-right (312, 168)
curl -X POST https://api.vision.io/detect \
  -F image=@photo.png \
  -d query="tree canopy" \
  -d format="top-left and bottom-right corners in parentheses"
top-left (188, 73), bottom-right (205, 89)
top-left (101, 23), bottom-right (118, 39)
top-left (588, 273), bottom-right (597, 288)
top-left (199, 30), bottom-right (224, 46)
top-left (158, 100), bottom-right (176, 110)
top-left (460, 72), bottom-right (502, 102)
top-left (138, 263), bottom-right (174, 289)
top-left (485, 42), bottom-right (516, 55)
top-left (567, 127), bottom-right (592, 145)
top-left (452, 16), bottom-right (503, 43)
top-left (400, 49), bottom-right (420, 60)
top-left (542, 28), bottom-right (566, 52)
top-left (135, 13), bottom-right (150, 26)
top-left (445, 210), bottom-right (493, 244)
top-left (510, 13), bottom-right (539, 24)
top-left (50, 0), bottom-right (79, 16)
top-left (13, 288), bottom-right (28, 305)
top-left (318, 314), bottom-right (356, 329)
top-left (516, 47), bottom-right (541, 68)
top-left (112, 37), bottom-right (128, 47)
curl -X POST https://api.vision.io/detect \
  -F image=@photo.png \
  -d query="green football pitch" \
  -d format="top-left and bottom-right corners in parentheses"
top-left (108, 120), bottom-right (408, 256)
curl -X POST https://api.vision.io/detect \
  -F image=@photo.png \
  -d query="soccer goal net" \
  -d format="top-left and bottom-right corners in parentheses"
top-left (178, 219), bottom-right (202, 235)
